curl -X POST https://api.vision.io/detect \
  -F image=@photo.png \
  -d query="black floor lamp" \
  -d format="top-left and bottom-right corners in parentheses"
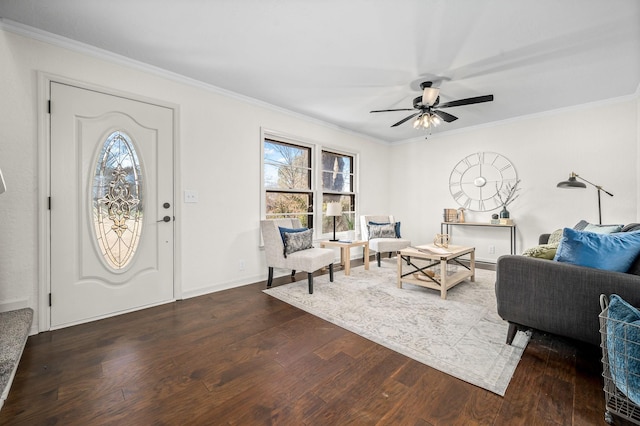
top-left (557, 172), bottom-right (613, 224)
top-left (326, 202), bottom-right (342, 241)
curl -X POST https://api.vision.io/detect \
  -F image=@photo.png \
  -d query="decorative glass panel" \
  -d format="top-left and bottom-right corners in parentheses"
top-left (92, 131), bottom-right (143, 270)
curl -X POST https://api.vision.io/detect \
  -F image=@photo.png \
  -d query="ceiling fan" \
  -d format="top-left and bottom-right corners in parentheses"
top-left (370, 81), bottom-right (494, 130)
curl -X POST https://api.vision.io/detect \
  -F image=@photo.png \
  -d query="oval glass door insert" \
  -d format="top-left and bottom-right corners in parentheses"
top-left (92, 131), bottom-right (143, 270)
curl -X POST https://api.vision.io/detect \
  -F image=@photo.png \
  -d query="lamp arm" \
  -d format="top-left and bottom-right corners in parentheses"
top-left (575, 174), bottom-right (614, 197)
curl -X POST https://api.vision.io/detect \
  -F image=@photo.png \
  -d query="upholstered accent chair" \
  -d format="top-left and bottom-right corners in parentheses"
top-left (360, 215), bottom-right (411, 267)
top-left (260, 218), bottom-right (334, 294)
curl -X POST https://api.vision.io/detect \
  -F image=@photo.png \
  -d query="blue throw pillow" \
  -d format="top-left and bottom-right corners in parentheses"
top-left (553, 228), bottom-right (640, 272)
top-left (368, 221), bottom-right (401, 238)
top-left (607, 295), bottom-right (640, 405)
top-left (278, 226), bottom-right (308, 243)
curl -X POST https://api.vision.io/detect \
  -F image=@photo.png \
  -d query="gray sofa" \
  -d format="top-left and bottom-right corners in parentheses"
top-left (495, 224), bottom-right (640, 346)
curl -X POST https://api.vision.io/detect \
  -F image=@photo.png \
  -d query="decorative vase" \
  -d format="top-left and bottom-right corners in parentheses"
top-left (500, 206), bottom-right (510, 219)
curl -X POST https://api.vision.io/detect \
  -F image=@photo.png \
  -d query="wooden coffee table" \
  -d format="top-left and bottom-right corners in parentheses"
top-left (319, 240), bottom-right (369, 276)
top-left (397, 244), bottom-right (475, 299)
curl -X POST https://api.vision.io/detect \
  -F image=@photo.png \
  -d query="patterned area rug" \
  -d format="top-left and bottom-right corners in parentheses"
top-left (264, 260), bottom-right (530, 396)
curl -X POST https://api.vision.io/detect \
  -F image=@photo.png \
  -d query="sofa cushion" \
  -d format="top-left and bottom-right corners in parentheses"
top-left (554, 228), bottom-right (640, 273)
top-left (282, 229), bottom-right (314, 257)
top-left (606, 294), bottom-right (640, 405)
top-left (622, 223), bottom-right (640, 233)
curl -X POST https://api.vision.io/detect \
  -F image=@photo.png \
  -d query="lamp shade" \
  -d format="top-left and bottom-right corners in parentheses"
top-left (557, 173), bottom-right (586, 189)
top-left (326, 202), bottom-right (342, 217)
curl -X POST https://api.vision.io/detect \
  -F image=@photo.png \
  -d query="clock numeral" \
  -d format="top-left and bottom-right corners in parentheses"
top-left (462, 198), bottom-right (472, 209)
top-left (452, 190), bottom-right (465, 200)
top-left (476, 152), bottom-right (484, 164)
top-left (478, 199), bottom-right (485, 211)
top-left (500, 163), bottom-right (512, 172)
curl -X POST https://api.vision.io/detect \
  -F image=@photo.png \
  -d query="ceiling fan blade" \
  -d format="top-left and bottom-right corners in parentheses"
top-left (433, 110), bottom-right (458, 122)
top-left (391, 112), bottom-right (420, 127)
top-left (438, 94), bottom-right (494, 109)
top-left (370, 108), bottom-right (417, 113)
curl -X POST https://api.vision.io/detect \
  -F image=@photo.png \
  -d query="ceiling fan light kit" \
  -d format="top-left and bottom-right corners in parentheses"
top-left (370, 81), bottom-right (494, 135)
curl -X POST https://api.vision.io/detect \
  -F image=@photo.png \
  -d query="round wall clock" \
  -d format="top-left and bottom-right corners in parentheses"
top-left (448, 152), bottom-right (518, 212)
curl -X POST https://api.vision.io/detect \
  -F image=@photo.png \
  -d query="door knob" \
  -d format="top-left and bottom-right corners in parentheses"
top-left (157, 216), bottom-right (171, 223)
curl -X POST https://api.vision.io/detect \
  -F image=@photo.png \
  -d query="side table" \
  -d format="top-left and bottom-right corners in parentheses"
top-left (319, 240), bottom-right (369, 275)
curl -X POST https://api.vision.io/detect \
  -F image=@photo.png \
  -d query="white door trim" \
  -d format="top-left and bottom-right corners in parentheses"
top-left (37, 72), bottom-right (183, 332)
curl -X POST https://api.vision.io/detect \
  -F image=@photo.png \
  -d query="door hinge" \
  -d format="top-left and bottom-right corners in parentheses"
top-left (48, 100), bottom-right (51, 114)
top-left (48, 197), bottom-right (51, 210)
top-left (49, 293), bottom-right (52, 307)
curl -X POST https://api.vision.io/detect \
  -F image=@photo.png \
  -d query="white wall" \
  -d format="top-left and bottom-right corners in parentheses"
top-left (1, 25), bottom-right (638, 330)
top-left (0, 28), bottom-right (391, 329)
top-left (390, 98), bottom-right (639, 262)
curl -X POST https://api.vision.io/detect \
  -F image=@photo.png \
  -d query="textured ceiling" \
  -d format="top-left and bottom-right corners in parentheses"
top-left (1, 0), bottom-right (639, 142)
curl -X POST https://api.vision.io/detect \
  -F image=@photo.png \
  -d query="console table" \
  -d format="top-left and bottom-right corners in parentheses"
top-left (440, 222), bottom-right (517, 255)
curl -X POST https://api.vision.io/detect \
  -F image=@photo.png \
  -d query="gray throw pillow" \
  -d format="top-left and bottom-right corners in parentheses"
top-left (368, 223), bottom-right (396, 239)
top-left (283, 229), bottom-right (313, 257)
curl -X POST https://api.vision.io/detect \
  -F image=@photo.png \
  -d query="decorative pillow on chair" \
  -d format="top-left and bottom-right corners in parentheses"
top-left (368, 223), bottom-right (397, 239)
top-left (606, 294), bottom-right (640, 405)
top-left (553, 228), bottom-right (640, 272)
top-left (368, 221), bottom-right (401, 238)
top-left (282, 229), bottom-right (314, 257)
top-left (278, 226), bottom-right (308, 243)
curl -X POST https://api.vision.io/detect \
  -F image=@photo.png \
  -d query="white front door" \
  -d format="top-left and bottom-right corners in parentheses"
top-left (50, 82), bottom-right (174, 328)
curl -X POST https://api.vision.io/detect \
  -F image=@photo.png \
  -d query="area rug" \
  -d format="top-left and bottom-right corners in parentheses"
top-left (263, 260), bottom-right (530, 396)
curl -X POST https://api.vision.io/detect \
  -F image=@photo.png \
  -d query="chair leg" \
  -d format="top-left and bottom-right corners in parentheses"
top-left (329, 263), bottom-right (334, 282)
top-left (267, 267), bottom-right (274, 288)
top-left (388, 252), bottom-right (392, 259)
top-left (506, 322), bottom-right (518, 345)
top-left (291, 270), bottom-right (296, 277)
top-left (376, 252), bottom-right (381, 267)
top-left (307, 273), bottom-right (313, 294)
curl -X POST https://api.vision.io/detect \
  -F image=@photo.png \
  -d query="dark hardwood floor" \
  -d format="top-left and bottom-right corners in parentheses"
top-left (0, 262), bottom-right (627, 425)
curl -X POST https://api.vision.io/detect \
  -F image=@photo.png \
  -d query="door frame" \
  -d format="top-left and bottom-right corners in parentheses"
top-left (37, 72), bottom-right (183, 332)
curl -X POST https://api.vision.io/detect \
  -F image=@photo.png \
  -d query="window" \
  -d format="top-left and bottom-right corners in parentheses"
top-left (262, 132), bottom-right (357, 238)
top-left (321, 150), bottom-right (355, 235)
top-left (263, 139), bottom-right (313, 227)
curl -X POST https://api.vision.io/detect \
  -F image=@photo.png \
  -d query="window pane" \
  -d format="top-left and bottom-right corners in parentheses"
top-left (321, 151), bottom-right (353, 192)
top-left (264, 140), bottom-right (311, 190)
top-left (264, 163), bottom-right (311, 190)
top-left (322, 194), bottom-right (355, 233)
top-left (266, 192), bottom-right (312, 215)
top-left (321, 171), bottom-right (352, 192)
top-left (92, 131), bottom-right (143, 270)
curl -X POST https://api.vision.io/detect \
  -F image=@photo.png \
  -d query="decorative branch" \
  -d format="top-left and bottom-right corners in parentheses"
top-left (495, 179), bottom-right (521, 207)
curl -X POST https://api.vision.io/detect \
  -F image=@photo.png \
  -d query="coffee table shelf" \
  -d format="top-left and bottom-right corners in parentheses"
top-left (397, 244), bottom-right (475, 299)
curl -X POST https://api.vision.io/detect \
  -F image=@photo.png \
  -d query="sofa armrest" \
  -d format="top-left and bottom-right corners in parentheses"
top-left (539, 234), bottom-right (551, 244)
top-left (496, 255), bottom-right (640, 345)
